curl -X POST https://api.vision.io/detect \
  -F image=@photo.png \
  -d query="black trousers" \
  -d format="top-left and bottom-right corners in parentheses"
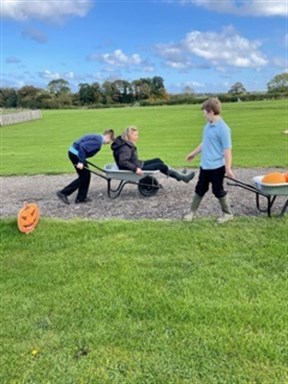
top-left (60, 152), bottom-right (91, 201)
top-left (195, 166), bottom-right (227, 198)
top-left (142, 158), bottom-right (169, 175)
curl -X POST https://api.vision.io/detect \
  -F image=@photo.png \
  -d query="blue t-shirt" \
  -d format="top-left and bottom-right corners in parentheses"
top-left (201, 119), bottom-right (232, 170)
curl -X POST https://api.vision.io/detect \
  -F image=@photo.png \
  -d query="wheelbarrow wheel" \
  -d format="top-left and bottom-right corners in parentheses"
top-left (138, 176), bottom-right (159, 197)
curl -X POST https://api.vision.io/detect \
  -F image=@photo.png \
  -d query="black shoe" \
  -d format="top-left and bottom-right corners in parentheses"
top-left (75, 197), bottom-right (92, 204)
top-left (57, 191), bottom-right (70, 204)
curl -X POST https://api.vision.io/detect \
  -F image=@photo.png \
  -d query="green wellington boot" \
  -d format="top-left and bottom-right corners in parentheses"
top-left (183, 193), bottom-right (203, 221)
top-left (217, 196), bottom-right (233, 224)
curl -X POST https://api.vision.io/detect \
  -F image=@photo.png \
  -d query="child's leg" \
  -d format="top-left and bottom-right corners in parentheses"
top-left (210, 166), bottom-right (226, 198)
top-left (143, 159), bottom-right (195, 183)
top-left (210, 166), bottom-right (233, 218)
top-left (183, 168), bottom-right (208, 220)
top-left (142, 158), bottom-right (169, 174)
top-left (195, 168), bottom-right (209, 200)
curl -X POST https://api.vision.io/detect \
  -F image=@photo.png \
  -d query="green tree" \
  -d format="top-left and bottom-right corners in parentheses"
top-left (17, 85), bottom-right (41, 108)
top-left (91, 82), bottom-right (102, 103)
top-left (228, 82), bottom-right (247, 95)
top-left (131, 80), bottom-right (142, 101)
top-left (0, 88), bottom-right (18, 108)
top-left (48, 79), bottom-right (71, 95)
top-left (102, 81), bottom-right (120, 104)
top-left (151, 76), bottom-right (166, 98)
top-left (113, 80), bottom-right (134, 103)
top-left (78, 83), bottom-right (95, 105)
top-left (267, 73), bottom-right (288, 93)
top-left (183, 86), bottom-right (195, 95)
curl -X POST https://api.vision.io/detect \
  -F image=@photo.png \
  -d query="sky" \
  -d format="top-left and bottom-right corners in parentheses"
top-left (1, 0), bottom-right (287, 93)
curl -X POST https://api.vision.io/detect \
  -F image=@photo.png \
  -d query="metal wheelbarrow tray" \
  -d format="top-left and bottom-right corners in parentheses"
top-left (226, 175), bottom-right (288, 217)
top-left (87, 161), bottom-right (161, 199)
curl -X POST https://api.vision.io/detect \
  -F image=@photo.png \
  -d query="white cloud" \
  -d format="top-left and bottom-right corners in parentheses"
top-left (88, 49), bottom-right (143, 67)
top-left (65, 71), bottom-right (75, 79)
top-left (186, 0), bottom-right (287, 17)
top-left (37, 70), bottom-right (86, 84)
top-left (38, 70), bottom-right (61, 80)
top-left (1, 0), bottom-right (92, 22)
top-left (156, 26), bottom-right (268, 70)
top-left (142, 64), bottom-right (156, 72)
top-left (184, 80), bottom-right (205, 88)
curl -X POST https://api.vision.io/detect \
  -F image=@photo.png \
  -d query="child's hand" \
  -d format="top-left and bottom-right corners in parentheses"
top-left (225, 169), bottom-right (235, 179)
top-left (136, 167), bottom-right (144, 176)
top-left (186, 153), bottom-right (195, 161)
top-left (76, 162), bottom-right (84, 170)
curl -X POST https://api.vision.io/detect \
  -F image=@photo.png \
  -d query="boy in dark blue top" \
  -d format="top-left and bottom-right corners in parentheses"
top-left (57, 130), bottom-right (115, 204)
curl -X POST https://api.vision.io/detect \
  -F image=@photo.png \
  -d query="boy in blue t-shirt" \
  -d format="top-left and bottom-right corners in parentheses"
top-left (184, 98), bottom-right (235, 223)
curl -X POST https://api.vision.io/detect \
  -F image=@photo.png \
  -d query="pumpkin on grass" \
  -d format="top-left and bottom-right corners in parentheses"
top-left (17, 203), bottom-right (40, 234)
top-left (262, 172), bottom-right (286, 184)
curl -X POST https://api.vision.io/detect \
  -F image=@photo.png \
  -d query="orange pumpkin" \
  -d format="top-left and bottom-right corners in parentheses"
top-left (17, 203), bottom-right (40, 234)
top-left (262, 172), bottom-right (286, 184)
top-left (284, 172), bottom-right (288, 183)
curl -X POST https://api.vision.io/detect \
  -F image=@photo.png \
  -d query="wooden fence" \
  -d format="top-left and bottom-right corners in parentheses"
top-left (0, 110), bottom-right (42, 126)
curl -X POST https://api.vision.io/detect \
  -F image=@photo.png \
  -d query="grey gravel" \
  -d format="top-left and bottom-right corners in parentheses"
top-left (1, 168), bottom-right (286, 220)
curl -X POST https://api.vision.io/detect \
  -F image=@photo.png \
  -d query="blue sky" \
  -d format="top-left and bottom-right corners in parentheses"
top-left (1, 0), bottom-right (287, 93)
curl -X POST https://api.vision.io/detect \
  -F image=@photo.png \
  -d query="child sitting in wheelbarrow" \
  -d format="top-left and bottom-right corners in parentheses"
top-left (111, 126), bottom-right (195, 183)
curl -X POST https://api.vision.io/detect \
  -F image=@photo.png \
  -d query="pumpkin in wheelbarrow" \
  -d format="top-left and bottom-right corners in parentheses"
top-left (262, 172), bottom-right (286, 184)
top-left (283, 172), bottom-right (288, 182)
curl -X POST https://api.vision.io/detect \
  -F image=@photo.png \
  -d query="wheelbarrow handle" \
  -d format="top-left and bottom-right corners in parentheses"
top-left (225, 176), bottom-right (253, 189)
top-left (225, 176), bottom-right (240, 187)
top-left (86, 161), bottom-right (105, 172)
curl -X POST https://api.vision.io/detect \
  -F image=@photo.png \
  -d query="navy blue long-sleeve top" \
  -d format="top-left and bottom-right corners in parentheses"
top-left (72, 134), bottom-right (104, 163)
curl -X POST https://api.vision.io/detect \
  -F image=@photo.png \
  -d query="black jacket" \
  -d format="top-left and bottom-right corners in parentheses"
top-left (111, 136), bottom-right (143, 172)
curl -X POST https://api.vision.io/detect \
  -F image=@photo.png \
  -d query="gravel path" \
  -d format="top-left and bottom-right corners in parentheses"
top-left (1, 168), bottom-right (286, 220)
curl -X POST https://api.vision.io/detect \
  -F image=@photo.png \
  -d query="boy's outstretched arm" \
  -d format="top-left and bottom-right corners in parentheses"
top-left (224, 148), bottom-right (235, 178)
top-left (186, 143), bottom-right (202, 161)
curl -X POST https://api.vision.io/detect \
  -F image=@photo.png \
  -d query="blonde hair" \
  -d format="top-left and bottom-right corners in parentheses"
top-left (121, 126), bottom-right (138, 142)
top-left (201, 97), bottom-right (222, 115)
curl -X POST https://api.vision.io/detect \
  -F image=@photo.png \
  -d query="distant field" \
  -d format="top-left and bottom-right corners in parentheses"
top-left (1, 100), bottom-right (287, 175)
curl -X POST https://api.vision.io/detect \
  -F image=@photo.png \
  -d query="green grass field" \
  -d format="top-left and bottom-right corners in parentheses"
top-left (1, 218), bottom-right (287, 383)
top-left (1, 101), bottom-right (287, 383)
top-left (1, 99), bottom-right (287, 175)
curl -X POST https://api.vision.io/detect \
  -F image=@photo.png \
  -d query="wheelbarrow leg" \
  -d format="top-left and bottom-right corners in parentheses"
top-left (280, 199), bottom-right (288, 217)
top-left (256, 193), bottom-right (270, 217)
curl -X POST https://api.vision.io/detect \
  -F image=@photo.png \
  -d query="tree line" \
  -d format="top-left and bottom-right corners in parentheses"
top-left (0, 73), bottom-right (287, 110)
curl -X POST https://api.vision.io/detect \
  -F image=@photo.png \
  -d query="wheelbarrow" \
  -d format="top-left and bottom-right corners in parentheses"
top-left (226, 175), bottom-right (288, 217)
top-left (86, 161), bottom-right (162, 199)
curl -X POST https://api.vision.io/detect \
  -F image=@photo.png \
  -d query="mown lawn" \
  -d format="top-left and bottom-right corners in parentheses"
top-left (1, 99), bottom-right (287, 176)
top-left (1, 218), bottom-right (287, 383)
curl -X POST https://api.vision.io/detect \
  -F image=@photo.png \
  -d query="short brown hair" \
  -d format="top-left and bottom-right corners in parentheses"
top-left (201, 97), bottom-right (222, 115)
top-left (103, 129), bottom-right (115, 141)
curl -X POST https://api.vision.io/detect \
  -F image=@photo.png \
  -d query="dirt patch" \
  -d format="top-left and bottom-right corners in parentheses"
top-left (1, 168), bottom-right (286, 220)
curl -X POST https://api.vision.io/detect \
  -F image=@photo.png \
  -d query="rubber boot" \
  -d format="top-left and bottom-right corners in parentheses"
top-left (183, 193), bottom-right (202, 221)
top-left (168, 168), bottom-right (195, 183)
top-left (217, 196), bottom-right (233, 224)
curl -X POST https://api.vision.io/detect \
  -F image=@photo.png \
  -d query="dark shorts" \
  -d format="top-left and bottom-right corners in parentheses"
top-left (195, 166), bottom-right (227, 198)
